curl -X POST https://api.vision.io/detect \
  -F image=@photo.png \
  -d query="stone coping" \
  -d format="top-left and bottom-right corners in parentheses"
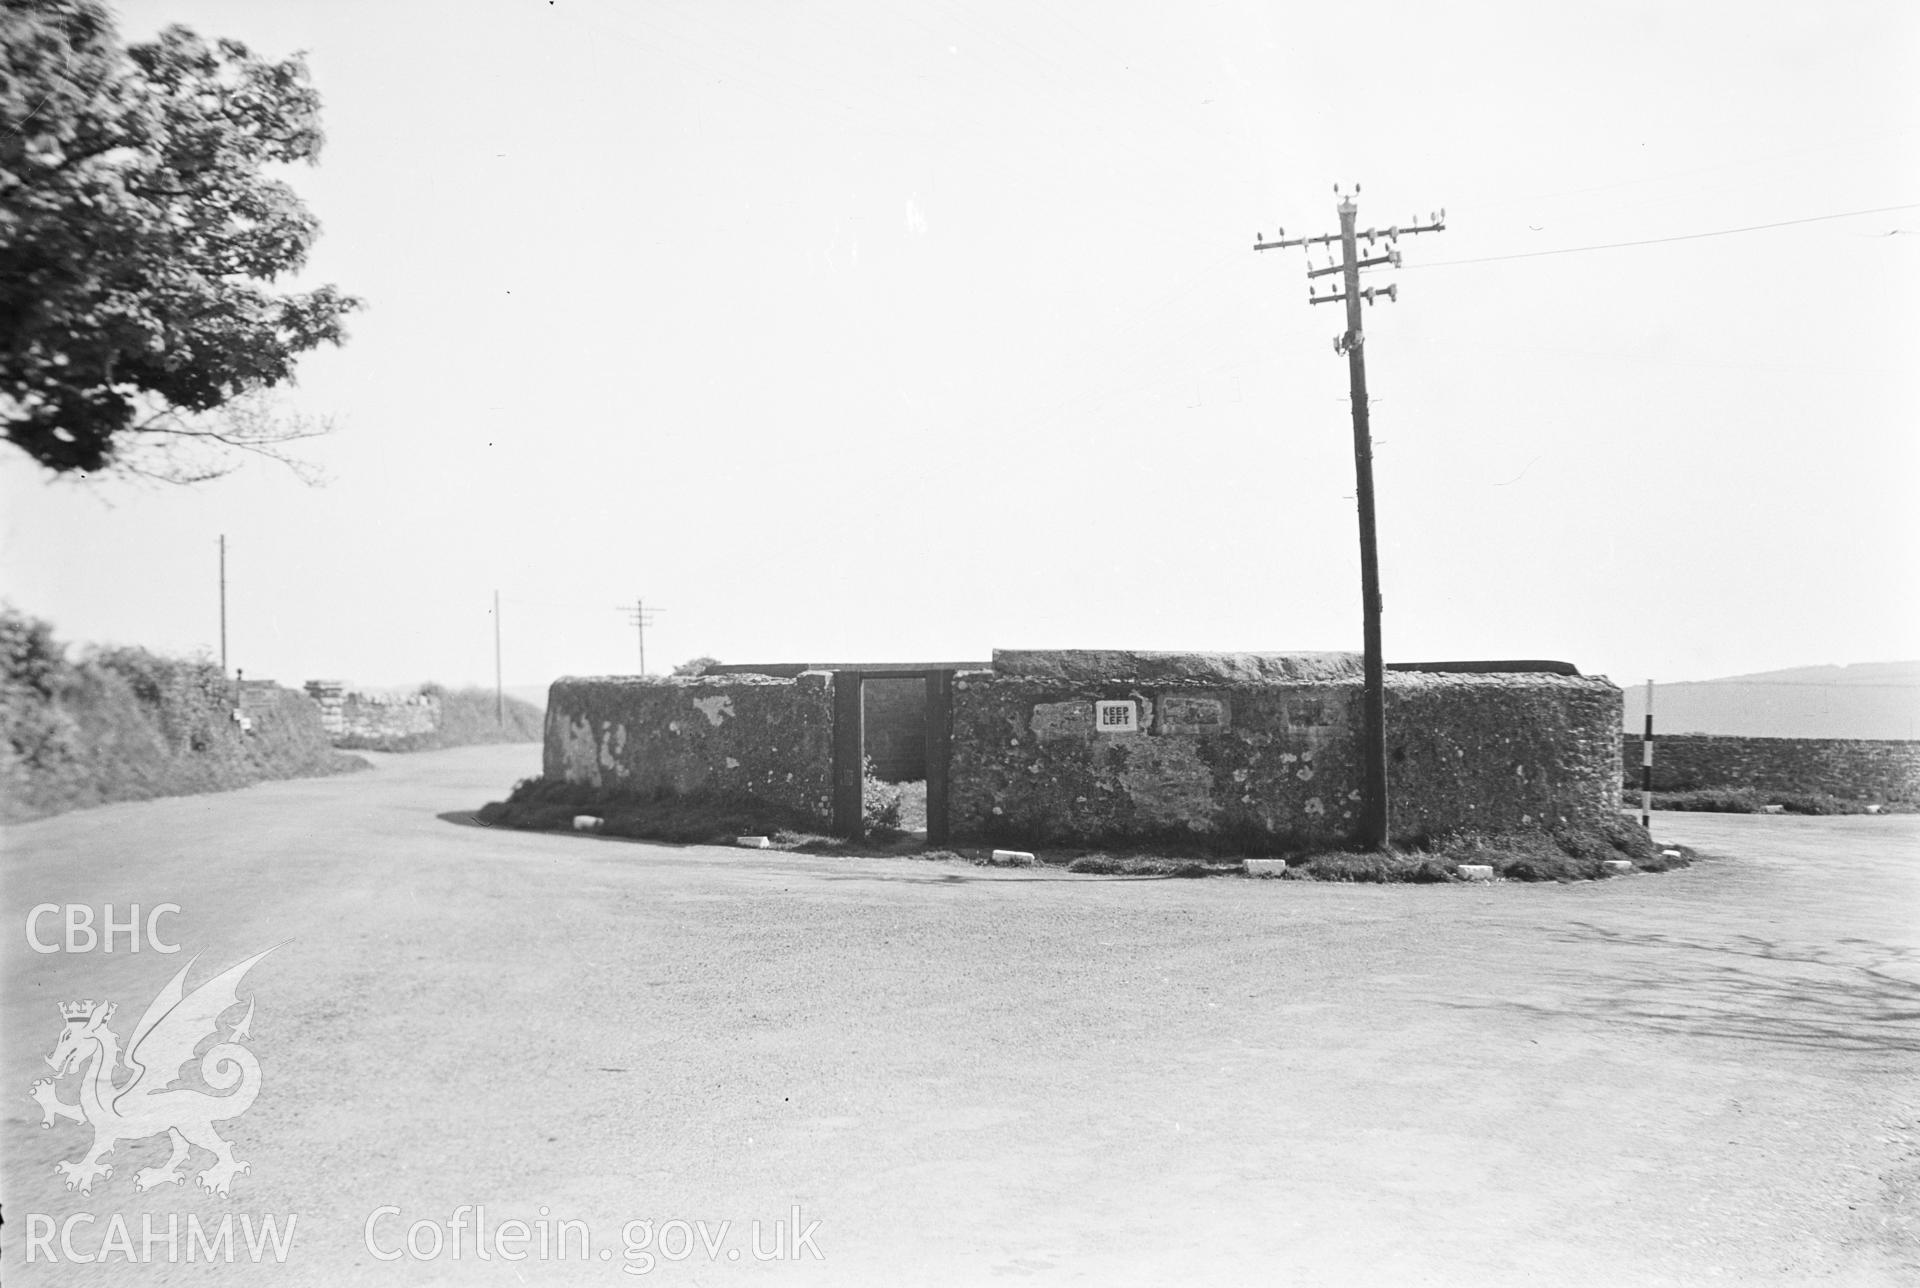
top-left (993, 650), bottom-right (1365, 685)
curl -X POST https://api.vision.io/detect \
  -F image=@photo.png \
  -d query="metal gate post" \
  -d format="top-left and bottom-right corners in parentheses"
top-left (831, 671), bottom-right (865, 838)
top-left (924, 670), bottom-right (953, 845)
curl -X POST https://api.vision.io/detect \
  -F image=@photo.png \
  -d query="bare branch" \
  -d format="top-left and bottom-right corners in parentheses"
top-left (111, 391), bottom-right (337, 485)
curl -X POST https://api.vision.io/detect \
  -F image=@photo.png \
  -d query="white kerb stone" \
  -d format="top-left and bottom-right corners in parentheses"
top-left (1456, 864), bottom-right (1495, 881)
top-left (991, 849), bottom-right (1037, 867)
top-left (735, 836), bottom-right (772, 849)
top-left (1602, 859), bottom-right (1633, 873)
top-left (572, 815), bottom-right (603, 832)
top-left (1244, 858), bottom-right (1289, 878)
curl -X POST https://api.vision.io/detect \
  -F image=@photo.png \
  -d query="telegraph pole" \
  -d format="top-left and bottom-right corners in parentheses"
top-left (494, 590), bottom-right (504, 727)
top-left (1255, 186), bottom-right (1444, 850)
top-left (1640, 679), bottom-right (1655, 830)
top-left (218, 534), bottom-right (228, 677)
top-left (614, 599), bottom-right (662, 675)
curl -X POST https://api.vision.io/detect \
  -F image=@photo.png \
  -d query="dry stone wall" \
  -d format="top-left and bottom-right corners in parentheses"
top-left (544, 674), bottom-right (835, 825)
top-left (302, 680), bottom-right (346, 732)
top-left (302, 681), bottom-right (440, 743)
top-left (1622, 733), bottom-right (1920, 801)
top-left (948, 663), bottom-right (1621, 849)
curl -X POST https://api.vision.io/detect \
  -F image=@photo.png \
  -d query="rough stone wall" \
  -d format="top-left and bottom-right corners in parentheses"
top-left (994, 649), bottom-right (1364, 685)
top-left (544, 673), bottom-right (835, 824)
top-left (948, 671), bottom-right (1621, 848)
top-left (302, 681), bottom-right (440, 742)
top-left (1622, 734), bottom-right (1920, 801)
top-left (303, 680), bottom-right (346, 734)
top-left (343, 693), bottom-right (437, 741)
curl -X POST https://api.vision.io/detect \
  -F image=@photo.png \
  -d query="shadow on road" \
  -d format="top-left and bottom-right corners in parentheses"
top-left (1445, 920), bottom-right (1920, 1054)
top-left (433, 810), bottom-right (706, 848)
top-left (810, 868), bottom-right (1104, 885)
top-left (432, 810), bottom-right (1151, 884)
top-left (815, 871), bottom-right (978, 884)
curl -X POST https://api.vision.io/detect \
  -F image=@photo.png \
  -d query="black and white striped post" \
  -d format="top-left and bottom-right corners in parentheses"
top-left (1639, 679), bottom-right (1655, 830)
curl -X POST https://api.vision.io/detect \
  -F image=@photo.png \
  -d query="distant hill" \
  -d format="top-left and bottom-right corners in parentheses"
top-left (1619, 662), bottom-right (1920, 739)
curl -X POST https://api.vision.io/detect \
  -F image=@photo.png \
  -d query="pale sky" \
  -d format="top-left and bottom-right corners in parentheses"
top-left (3, 0), bottom-right (1915, 693)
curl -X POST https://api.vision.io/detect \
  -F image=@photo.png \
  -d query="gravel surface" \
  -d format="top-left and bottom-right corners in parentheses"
top-left (4, 745), bottom-right (1915, 1285)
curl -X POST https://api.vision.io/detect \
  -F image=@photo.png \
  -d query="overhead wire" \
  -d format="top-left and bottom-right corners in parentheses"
top-left (1404, 203), bottom-right (1920, 268)
top-left (539, 4), bottom-right (1910, 500)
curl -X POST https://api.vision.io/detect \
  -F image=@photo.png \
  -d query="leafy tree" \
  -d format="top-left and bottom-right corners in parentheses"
top-left (1, 0), bottom-right (360, 479)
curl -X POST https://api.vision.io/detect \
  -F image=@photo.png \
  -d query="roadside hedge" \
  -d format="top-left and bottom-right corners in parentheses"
top-left (0, 607), bottom-right (362, 822)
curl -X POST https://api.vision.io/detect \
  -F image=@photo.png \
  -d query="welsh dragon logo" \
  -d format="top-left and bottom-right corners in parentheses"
top-left (29, 947), bottom-right (275, 1197)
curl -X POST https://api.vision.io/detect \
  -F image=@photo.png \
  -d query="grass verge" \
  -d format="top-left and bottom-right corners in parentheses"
top-left (477, 777), bottom-right (824, 844)
top-left (480, 778), bottom-right (1689, 882)
top-left (1273, 815), bottom-right (1687, 883)
top-left (3, 608), bottom-right (365, 822)
top-left (1628, 785), bottom-right (1912, 815)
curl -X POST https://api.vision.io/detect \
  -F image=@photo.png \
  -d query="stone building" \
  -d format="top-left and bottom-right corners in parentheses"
top-left (543, 650), bottom-right (1622, 848)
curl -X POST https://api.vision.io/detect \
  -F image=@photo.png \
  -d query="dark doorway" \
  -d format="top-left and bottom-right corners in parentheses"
top-left (864, 677), bottom-right (927, 833)
top-left (863, 677), bottom-right (928, 781)
top-left (829, 668), bottom-right (959, 844)
top-left (707, 661), bottom-right (977, 846)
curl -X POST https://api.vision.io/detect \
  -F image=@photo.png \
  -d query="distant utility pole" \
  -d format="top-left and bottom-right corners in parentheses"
top-left (1640, 680), bottom-right (1655, 830)
top-left (494, 590), bottom-right (504, 728)
top-left (615, 599), bottom-right (663, 675)
top-left (218, 534), bottom-right (228, 677)
top-left (1254, 186), bottom-right (1445, 851)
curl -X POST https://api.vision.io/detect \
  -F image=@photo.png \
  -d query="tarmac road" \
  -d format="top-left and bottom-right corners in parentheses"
top-left (3, 745), bottom-right (1917, 1286)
